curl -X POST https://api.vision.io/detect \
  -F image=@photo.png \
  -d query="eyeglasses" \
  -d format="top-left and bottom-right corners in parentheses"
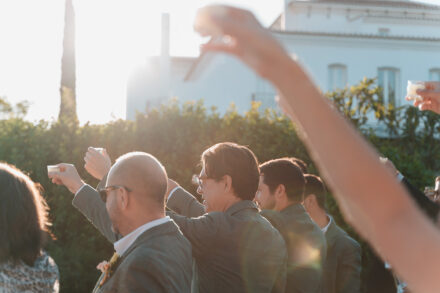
top-left (98, 185), bottom-right (132, 203)
top-left (192, 174), bottom-right (209, 189)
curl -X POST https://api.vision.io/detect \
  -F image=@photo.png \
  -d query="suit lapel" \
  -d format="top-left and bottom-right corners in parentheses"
top-left (93, 221), bottom-right (177, 292)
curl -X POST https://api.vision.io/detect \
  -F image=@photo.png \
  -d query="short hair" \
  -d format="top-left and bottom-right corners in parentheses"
top-left (259, 158), bottom-right (306, 202)
top-left (0, 163), bottom-right (51, 266)
top-left (113, 152), bottom-right (168, 206)
top-left (289, 157), bottom-right (308, 173)
top-left (304, 174), bottom-right (327, 210)
top-left (202, 142), bottom-right (259, 201)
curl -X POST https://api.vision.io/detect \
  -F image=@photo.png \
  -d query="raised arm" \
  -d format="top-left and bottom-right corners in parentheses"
top-left (166, 179), bottom-right (205, 217)
top-left (196, 6), bottom-right (440, 293)
top-left (49, 163), bottom-right (117, 243)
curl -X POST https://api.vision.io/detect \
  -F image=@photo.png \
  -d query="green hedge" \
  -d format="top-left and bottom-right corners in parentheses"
top-left (1, 78), bottom-right (440, 292)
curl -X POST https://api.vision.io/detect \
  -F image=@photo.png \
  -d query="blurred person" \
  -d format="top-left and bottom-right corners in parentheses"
top-left (195, 5), bottom-right (440, 292)
top-left (381, 158), bottom-right (440, 222)
top-left (165, 142), bottom-right (287, 293)
top-left (50, 152), bottom-right (192, 293)
top-left (0, 163), bottom-right (59, 292)
top-left (256, 158), bottom-right (326, 293)
top-left (303, 174), bottom-right (361, 293)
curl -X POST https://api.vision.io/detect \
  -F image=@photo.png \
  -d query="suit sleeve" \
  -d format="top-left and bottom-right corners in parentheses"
top-left (336, 238), bottom-right (362, 293)
top-left (168, 212), bottom-right (222, 256)
top-left (167, 187), bottom-right (205, 217)
top-left (72, 184), bottom-right (118, 243)
top-left (401, 177), bottom-right (440, 221)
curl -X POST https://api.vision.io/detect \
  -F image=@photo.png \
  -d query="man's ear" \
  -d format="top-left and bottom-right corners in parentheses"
top-left (119, 188), bottom-right (130, 209)
top-left (223, 175), bottom-right (233, 193)
top-left (275, 184), bottom-right (286, 200)
top-left (303, 194), bottom-right (315, 207)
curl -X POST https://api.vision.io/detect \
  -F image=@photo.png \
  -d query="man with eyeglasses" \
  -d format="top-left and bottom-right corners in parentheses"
top-left (164, 142), bottom-right (287, 293)
top-left (49, 152), bottom-right (192, 293)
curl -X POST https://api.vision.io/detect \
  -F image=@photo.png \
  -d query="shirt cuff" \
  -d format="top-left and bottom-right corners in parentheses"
top-left (397, 173), bottom-right (404, 182)
top-left (167, 186), bottom-right (180, 202)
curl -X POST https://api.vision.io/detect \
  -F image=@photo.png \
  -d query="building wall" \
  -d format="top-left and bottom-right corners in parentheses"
top-left (285, 2), bottom-right (440, 38)
top-left (277, 33), bottom-right (440, 98)
top-left (126, 1), bottom-right (440, 120)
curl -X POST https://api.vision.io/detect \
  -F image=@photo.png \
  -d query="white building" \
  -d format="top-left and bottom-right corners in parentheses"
top-left (127, 0), bottom-right (440, 120)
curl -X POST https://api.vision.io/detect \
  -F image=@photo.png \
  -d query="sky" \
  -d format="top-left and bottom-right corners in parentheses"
top-left (0, 0), bottom-right (283, 124)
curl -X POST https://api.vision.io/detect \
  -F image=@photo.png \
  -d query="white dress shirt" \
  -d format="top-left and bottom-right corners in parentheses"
top-left (167, 186), bottom-right (180, 202)
top-left (114, 216), bottom-right (171, 256)
top-left (321, 215), bottom-right (332, 234)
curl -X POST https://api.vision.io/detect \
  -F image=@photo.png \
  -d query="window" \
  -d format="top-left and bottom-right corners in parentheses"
top-left (378, 67), bottom-right (400, 106)
top-left (429, 68), bottom-right (440, 81)
top-left (328, 64), bottom-right (347, 91)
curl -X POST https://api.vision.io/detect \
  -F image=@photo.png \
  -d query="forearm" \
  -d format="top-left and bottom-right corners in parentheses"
top-left (167, 186), bottom-right (205, 217)
top-left (271, 60), bottom-right (440, 293)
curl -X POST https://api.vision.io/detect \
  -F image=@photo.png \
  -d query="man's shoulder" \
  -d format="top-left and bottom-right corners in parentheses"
top-left (122, 230), bottom-right (192, 269)
top-left (330, 223), bottom-right (361, 251)
top-left (140, 221), bottom-right (191, 249)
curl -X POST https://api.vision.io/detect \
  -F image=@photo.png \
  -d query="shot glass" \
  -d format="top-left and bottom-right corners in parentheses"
top-left (47, 165), bottom-right (60, 176)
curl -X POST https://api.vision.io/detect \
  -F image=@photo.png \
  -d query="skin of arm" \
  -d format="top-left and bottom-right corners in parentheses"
top-left (197, 5), bottom-right (440, 293)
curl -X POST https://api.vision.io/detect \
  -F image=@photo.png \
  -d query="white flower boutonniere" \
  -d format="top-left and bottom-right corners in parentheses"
top-left (97, 253), bottom-right (120, 288)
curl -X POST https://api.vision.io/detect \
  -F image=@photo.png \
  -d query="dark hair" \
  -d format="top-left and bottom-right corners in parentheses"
top-left (259, 158), bottom-right (305, 202)
top-left (0, 163), bottom-right (51, 266)
top-left (289, 157), bottom-right (308, 173)
top-left (202, 142), bottom-right (259, 201)
top-left (304, 174), bottom-right (327, 210)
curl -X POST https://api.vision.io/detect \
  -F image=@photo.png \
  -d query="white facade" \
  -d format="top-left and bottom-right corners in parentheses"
top-left (127, 0), bottom-right (440, 120)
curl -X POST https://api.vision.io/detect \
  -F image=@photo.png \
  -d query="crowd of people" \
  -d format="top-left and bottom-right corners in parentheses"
top-left (1, 4), bottom-right (440, 293)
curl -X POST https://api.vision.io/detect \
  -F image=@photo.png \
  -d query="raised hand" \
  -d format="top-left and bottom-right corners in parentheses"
top-left (84, 147), bottom-right (111, 180)
top-left (48, 163), bottom-right (84, 194)
top-left (195, 5), bottom-right (291, 81)
top-left (406, 82), bottom-right (440, 114)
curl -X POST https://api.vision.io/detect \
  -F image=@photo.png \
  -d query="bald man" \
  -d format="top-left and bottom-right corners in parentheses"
top-left (50, 152), bottom-right (192, 293)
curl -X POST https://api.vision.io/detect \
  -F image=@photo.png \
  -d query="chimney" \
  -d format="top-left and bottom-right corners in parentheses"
top-left (161, 13), bottom-right (170, 57)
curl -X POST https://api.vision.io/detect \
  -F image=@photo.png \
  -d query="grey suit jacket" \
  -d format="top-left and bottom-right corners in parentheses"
top-left (74, 185), bottom-right (193, 293)
top-left (323, 218), bottom-right (361, 293)
top-left (261, 204), bottom-right (327, 293)
top-left (167, 187), bottom-right (287, 293)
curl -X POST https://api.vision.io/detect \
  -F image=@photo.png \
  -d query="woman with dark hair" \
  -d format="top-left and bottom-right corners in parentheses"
top-left (0, 163), bottom-right (59, 292)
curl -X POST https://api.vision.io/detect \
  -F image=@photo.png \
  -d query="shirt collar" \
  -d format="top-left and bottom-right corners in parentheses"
top-left (225, 200), bottom-right (258, 215)
top-left (114, 216), bottom-right (171, 256)
top-left (321, 215), bottom-right (332, 234)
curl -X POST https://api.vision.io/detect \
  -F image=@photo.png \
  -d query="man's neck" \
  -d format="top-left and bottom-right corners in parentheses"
top-left (276, 200), bottom-right (301, 212)
top-left (222, 195), bottom-right (242, 212)
top-left (312, 209), bottom-right (330, 229)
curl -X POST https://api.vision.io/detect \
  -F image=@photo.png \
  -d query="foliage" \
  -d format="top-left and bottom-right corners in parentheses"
top-left (1, 78), bottom-right (440, 292)
top-left (0, 96), bottom-right (29, 119)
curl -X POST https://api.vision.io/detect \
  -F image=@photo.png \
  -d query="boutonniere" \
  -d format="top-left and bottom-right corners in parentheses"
top-left (97, 253), bottom-right (120, 288)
